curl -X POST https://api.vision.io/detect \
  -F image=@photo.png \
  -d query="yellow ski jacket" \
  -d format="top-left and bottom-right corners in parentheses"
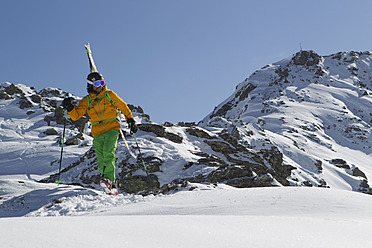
top-left (68, 85), bottom-right (133, 137)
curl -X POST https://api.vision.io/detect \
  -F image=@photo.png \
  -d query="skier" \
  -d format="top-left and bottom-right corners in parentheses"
top-left (62, 72), bottom-right (138, 194)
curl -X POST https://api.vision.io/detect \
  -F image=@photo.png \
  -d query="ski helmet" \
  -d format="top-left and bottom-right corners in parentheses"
top-left (87, 72), bottom-right (105, 93)
top-left (87, 72), bottom-right (104, 83)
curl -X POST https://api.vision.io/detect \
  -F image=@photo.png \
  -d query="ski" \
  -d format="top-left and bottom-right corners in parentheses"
top-left (119, 128), bottom-right (137, 159)
top-left (56, 109), bottom-right (68, 185)
top-left (84, 43), bottom-right (98, 73)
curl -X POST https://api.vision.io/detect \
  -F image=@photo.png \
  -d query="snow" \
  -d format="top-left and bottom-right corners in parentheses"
top-left (3, 52), bottom-right (372, 247)
top-left (1, 179), bottom-right (372, 248)
top-left (200, 51), bottom-right (372, 192)
top-left (3, 215), bottom-right (371, 248)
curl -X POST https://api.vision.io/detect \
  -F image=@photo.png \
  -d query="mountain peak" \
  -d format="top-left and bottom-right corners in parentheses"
top-left (291, 50), bottom-right (322, 66)
top-left (200, 50), bottom-right (372, 193)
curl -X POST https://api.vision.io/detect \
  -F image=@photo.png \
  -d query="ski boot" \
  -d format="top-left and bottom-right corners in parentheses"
top-left (110, 181), bottom-right (119, 196)
top-left (100, 178), bottom-right (113, 194)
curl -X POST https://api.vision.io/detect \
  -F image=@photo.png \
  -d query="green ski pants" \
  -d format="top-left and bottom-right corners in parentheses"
top-left (93, 129), bottom-right (119, 182)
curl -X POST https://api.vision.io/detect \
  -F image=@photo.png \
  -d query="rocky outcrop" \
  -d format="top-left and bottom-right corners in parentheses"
top-left (292, 50), bottom-right (322, 66)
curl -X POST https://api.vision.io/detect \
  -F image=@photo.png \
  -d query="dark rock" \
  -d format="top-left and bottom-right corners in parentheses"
top-left (235, 83), bottom-right (256, 102)
top-left (118, 174), bottom-right (160, 195)
top-left (330, 159), bottom-right (350, 169)
top-left (186, 127), bottom-right (215, 139)
top-left (44, 128), bottom-right (58, 135)
top-left (127, 104), bottom-right (144, 114)
top-left (39, 88), bottom-right (63, 97)
top-left (302, 181), bottom-right (313, 187)
top-left (177, 122), bottom-right (197, 127)
top-left (315, 68), bottom-right (324, 76)
top-left (65, 136), bottom-right (79, 146)
top-left (208, 165), bottom-right (253, 183)
top-left (163, 122), bottom-right (174, 127)
top-left (18, 97), bottom-right (33, 109)
top-left (204, 140), bottom-right (236, 154)
top-left (227, 174), bottom-right (274, 188)
top-left (212, 101), bottom-right (234, 118)
top-left (193, 151), bottom-right (226, 166)
top-left (138, 124), bottom-right (165, 136)
top-left (353, 167), bottom-right (367, 179)
top-left (358, 179), bottom-right (372, 194)
top-left (45, 107), bottom-right (89, 133)
top-left (5, 84), bottom-right (23, 95)
top-left (141, 156), bottom-right (163, 173)
top-left (292, 50), bottom-right (321, 66)
top-left (259, 147), bottom-right (293, 186)
top-left (165, 132), bottom-right (183, 144)
top-left (0, 92), bottom-right (12, 100)
top-left (315, 159), bottom-right (323, 173)
top-left (138, 124), bottom-right (183, 143)
top-left (219, 132), bottom-right (246, 152)
top-left (30, 94), bottom-right (42, 103)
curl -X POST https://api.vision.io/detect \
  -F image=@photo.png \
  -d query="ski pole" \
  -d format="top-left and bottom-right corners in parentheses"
top-left (130, 125), bottom-right (149, 177)
top-left (56, 109), bottom-right (67, 185)
top-left (130, 124), bottom-right (156, 194)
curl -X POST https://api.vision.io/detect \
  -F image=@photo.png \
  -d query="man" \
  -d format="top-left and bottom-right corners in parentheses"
top-left (62, 72), bottom-right (137, 195)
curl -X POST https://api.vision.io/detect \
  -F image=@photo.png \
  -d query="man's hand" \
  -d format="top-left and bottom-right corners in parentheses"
top-left (62, 97), bottom-right (74, 112)
top-left (127, 118), bottom-right (138, 133)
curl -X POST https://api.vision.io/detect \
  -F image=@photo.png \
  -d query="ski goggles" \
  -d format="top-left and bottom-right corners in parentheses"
top-left (87, 80), bottom-right (105, 87)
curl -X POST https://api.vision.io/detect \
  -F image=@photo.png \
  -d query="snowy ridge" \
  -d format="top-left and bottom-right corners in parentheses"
top-left (201, 50), bottom-right (372, 193)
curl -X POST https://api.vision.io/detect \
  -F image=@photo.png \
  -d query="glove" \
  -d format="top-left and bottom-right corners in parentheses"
top-left (127, 118), bottom-right (138, 133)
top-left (62, 97), bottom-right (74, 112)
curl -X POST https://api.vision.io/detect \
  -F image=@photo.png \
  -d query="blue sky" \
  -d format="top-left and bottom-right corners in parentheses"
top-left (2, 0), bottom-right (372, 123)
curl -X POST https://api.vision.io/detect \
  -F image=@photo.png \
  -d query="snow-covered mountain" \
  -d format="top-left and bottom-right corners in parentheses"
top-left (1, 50), bottom-right (372, 196)
top-left (200, 50), bottom-right (372, 194)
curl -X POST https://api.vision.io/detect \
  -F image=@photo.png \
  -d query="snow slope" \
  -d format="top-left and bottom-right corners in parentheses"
top-left (1, 179), bottom-right (372, 248)
top-left (201, 50), bottom-right (372, 193)
top-left (0, 83), bottom-right (93, 181)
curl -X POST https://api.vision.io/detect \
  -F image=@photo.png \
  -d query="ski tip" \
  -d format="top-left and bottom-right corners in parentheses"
top-left (85, 43), bottom-right (91, 53)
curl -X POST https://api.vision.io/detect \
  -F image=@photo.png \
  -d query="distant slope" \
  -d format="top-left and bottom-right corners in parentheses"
top-left (200, 50), bottom-right (372, 193)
